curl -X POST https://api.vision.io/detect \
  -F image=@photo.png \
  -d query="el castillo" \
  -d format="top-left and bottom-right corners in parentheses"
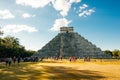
top-left (34, 27), bottom-right (110, 59)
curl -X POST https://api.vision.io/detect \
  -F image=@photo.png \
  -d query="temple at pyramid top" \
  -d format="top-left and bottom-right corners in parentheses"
top-left (60, 27), bottom-right (74, 33)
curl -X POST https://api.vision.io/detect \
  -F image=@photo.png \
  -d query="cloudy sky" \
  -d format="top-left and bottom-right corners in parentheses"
top-left (0, 0), bottom-right (120, 51)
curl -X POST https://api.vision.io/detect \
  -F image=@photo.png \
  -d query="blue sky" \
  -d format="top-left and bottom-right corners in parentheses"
top-left (0, 0), bottom-right (120, 51)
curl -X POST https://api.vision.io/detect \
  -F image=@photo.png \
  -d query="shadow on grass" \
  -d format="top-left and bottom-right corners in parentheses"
top-left (41, 66), bottom-right (106, 80)
top-left (0, 62), bottom-right (43, 80)
top-left (0, 62), bottom-right (106, 80)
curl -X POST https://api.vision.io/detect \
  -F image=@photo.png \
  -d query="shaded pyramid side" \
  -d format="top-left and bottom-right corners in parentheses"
top-left (34, 32), bottom-right (104, 58)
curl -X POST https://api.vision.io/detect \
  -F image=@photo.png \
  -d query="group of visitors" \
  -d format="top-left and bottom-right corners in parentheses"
top-left (23, 57), bottom-right (39, 62)
top-left (84, 56), bottom-right (90, 62)
top-left (5, 56), bottom-right (21, 67)
top-left (69, 56), bottom-right (76, 62)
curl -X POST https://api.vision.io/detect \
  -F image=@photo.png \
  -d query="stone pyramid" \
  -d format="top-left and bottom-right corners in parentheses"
top-left (35, 27), bottom-right (104, 58)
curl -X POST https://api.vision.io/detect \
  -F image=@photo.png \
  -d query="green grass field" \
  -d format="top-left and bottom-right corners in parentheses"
top-left (0, 59), bottom-right (120, 80)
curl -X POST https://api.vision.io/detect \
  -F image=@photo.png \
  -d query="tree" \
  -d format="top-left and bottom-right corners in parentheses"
top-left (0, 29), bottom-right (35, 58)
top-left (3, 36), bottom-right (20, 48)
top-left (118, 51), bottom-right (120, 58)
top-left (112, 49), bottom-right (119, 58)
top-left (0, 36), bottom-right (35, 58)
top-left (105, 50), bottom-right (112, 56)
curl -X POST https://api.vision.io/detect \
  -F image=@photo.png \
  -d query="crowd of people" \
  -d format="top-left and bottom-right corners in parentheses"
top-left (83, 56), bottom-right (90, 62)
top-left (3, 56), bottom-right (91, 67)
top-left (5, 56), bottom-right (21, 67)
top-left (23, 57), bottom-right (39, 62)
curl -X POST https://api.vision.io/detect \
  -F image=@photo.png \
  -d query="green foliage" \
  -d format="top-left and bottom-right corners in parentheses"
top-left (105, 50), bottom-right (120, 58)
top-left (0, 36), bottom-right (36, 58)
top-left (112, 49), bottom-right (119, 57)
top-left (118, 51), bottom-right (120, 57)
top-left (105, 50), bottom-right (112, 56)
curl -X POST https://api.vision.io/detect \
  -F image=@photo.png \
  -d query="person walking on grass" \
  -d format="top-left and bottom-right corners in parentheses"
top-left (13, 56), bottom-right (16, 64)
top-left (6, 57), bottom-right (12, 67)
top-left (17, 56), bottom-right (21, 65)
top-left (8, 57), bottom-right (12, 66)
top-left (5, 58), bottom-right (9, 67)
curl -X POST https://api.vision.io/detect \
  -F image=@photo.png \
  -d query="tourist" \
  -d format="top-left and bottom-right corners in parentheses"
top-left (5, 58), bottom-right (9, 67)
top-left (17, 56), bottom-right (21, 65)
top-left (5, 57), bottom-right (12, 67)
top-left (8, 57), bottom-right (12, 66)
top-left (60, 57), bottom-right (62, 60)
top-left (13, 56), bottom-right (16, 64)
top-left (72, 56), bottom-right (76, 61)
top-left (5, 57), bottom-right (12, 66)
top-left (84, 57), bottom-right (87, 62)
top-left (69, 57), bottom-right (72, 62)
top-left (87, 56), bottom-right (90, 62)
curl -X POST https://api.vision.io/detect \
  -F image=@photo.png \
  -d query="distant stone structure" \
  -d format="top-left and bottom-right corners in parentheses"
top-left (60, 27), bottom-right (74, 33)
top-left (34, 27), bottom-right (108, 58)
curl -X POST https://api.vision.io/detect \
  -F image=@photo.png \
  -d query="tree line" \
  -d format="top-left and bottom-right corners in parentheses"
top-left (105, 50), bottom-right (120, 58)
top-left (0, 36), bottom-right (35, 58)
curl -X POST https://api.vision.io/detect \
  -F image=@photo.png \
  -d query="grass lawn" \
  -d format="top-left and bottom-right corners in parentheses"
top-left (0, 59), bottom-right (120, 80)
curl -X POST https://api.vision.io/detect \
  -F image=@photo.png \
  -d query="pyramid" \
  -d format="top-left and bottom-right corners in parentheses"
top-left (34, 27), bottom-right (105, 58)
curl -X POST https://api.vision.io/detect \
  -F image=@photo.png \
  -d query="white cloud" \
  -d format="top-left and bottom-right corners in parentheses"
top-left (2, 24), bottom-right (37, 33)
top-left (16, 0), bottom-right (81, 17)
top-left (16, 0), bottom-right (51, 8)
top-left (50, 18), bottom-right (71, 31)
top-left (79, 4), bottom-right (88, 12)
top-left (52, 0), bottom-right (81, 17)
top-left (22, 13), bottom-right (35, 18)
top-left (79, 9), bottom-right (95, 17)
top-left (52, 0), bottom-right (71, 17)
top-left (69, 0), bottom-right (81, 3)
top-left (0, 9), bottom-right (15, 19)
